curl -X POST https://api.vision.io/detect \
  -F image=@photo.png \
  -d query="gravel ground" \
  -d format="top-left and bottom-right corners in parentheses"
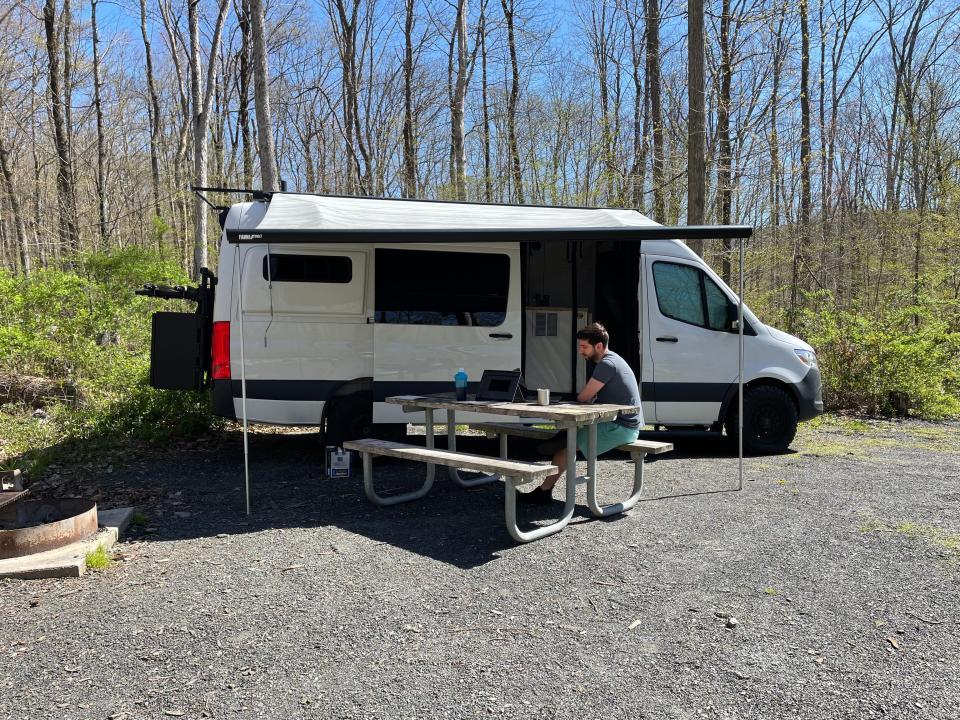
top-left (2, 418), bottom-right (959, 720)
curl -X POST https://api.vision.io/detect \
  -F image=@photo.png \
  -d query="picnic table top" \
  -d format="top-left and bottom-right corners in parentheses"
top-left (385, 394), bottom-right (641, 424)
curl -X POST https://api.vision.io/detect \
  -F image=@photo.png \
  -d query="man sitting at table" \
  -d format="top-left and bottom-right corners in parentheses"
top-left (519, 322), bottom-right (643, 504)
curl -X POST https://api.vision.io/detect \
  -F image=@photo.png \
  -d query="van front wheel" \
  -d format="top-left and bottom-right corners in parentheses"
top-left (725, 385), bottom-right (798, 454)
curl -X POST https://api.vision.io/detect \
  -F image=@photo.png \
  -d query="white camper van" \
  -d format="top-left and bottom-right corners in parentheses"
top-left (142, 193), bottom-right (822, 454)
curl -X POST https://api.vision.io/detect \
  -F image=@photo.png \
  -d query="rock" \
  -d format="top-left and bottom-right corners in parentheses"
top-left (726, 618), bottom-right (739, 629)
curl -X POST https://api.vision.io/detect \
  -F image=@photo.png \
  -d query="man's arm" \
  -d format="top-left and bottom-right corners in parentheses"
top-left (577, 378), bottom-right (605, 403)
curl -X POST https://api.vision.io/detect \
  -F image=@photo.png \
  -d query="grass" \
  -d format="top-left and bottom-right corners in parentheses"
top-left (859, 514), bottom-right (960, 562)
top-left (85, 544), bottom-right (112, 571)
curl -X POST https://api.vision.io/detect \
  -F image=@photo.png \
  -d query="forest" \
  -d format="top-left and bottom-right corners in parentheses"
top-left (0, 0), bottom-right (958, 466)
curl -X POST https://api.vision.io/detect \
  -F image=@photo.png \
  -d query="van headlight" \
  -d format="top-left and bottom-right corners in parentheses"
top-left (794, 349), bottom-right (818, 369)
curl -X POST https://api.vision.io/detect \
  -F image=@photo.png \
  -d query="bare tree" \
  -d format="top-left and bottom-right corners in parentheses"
top-left (189, 0), bottom-right (230, 275)
top-left (139, 0), bottom-right (163, 230)
top-left (42, 0), bottom-right (79, 252)
top-left (91, 0), bottom-right (108, 248)
top-left (645, 0), bottom-right (663, 219)
top-left (0, 132), bottom-right (30, 274)
top-left (790, 0), bottom-right (812, 328)
top-left (501, 0), bottom-right (524, 203)
top-left (250, 0), bottom-right (278, 190)
top-left (401, 0), bottom-right (417, 198)
top-left (686, 0), bottom-right (705, 255)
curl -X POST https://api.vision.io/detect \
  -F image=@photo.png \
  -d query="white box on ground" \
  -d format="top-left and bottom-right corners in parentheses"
top-left (326, 446), bottom-right (352, 478)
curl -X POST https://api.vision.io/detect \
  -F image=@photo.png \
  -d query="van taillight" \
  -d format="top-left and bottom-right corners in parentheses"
top-left (211, 321), bottom-right (230, 380)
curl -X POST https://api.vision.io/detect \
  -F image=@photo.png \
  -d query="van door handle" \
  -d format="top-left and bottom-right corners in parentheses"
top-left (489, 333), bottom-right (513, 339)
top-left (656, 336), bottom-right (678, 343)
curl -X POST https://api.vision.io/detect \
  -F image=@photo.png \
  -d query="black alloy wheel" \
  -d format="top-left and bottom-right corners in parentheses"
top-left (725, 384), bottom-right (798, 454)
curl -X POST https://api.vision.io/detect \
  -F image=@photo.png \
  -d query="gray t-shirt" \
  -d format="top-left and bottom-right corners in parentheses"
top-left (590, 350), bottom-right (643, 428)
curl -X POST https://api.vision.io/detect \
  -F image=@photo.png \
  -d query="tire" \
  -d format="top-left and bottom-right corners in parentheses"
top-left (325, 392), bottom-right (405, 446)
top-left (725, 385), bottom-right (798, 454)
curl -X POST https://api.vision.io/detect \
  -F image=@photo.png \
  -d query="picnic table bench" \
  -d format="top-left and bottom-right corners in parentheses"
top-left (469, 422), bottom-right (673, 513)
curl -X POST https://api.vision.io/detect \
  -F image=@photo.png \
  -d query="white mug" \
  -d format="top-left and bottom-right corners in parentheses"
top-left (537, 388), bottom-right (550, 405)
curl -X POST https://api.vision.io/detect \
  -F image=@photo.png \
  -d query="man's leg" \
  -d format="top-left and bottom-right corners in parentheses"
top-left (540, 447), bottom-right (568, 491)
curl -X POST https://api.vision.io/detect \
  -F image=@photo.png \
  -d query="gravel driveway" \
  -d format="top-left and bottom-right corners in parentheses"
top-left (2, 418), bottom-right (959, 719)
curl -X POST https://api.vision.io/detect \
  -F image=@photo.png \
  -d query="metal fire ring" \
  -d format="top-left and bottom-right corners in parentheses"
top-left (0, 499), bottom-right (99, 560)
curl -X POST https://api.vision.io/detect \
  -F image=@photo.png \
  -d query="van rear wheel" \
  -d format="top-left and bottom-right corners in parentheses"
top-left (725, 385), bottom-right (798, 454)
top-left (325, 393), bottom-right (405, 447)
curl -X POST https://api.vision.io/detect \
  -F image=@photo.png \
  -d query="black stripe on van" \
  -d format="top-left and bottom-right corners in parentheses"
top-left (220, 379), bottom-right (730, 404)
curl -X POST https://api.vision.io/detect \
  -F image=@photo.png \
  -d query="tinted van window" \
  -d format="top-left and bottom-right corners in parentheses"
top-left (375, 249), bottom-right (509, 326)
top-left (263, 254), bottom-right (352, 283)
top-left (653, 261), bottom-right (737, 331)
top-left (652, 262), bottom-right (705, 326)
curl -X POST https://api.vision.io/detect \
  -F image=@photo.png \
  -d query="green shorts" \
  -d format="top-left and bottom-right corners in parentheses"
top-left (576, 422), bottom-right (640, 457)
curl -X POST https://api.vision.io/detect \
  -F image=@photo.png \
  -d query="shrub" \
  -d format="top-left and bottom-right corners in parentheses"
top-left (0, 249), bottom-right (220, 473)
top-left (795, 291), bottom-right (960, 419)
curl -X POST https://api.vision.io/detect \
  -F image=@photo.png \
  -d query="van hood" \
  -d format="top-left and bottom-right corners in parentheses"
top-left (766, 324), bottom-right (814, 352)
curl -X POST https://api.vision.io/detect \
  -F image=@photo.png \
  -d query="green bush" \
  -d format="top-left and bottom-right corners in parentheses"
top-left (0, 249), bottom-right (220, 472)
top-left (794, 291), bottom-right (960, 419)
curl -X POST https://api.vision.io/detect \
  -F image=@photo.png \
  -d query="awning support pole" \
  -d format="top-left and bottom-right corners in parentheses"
top-left (236, 249), bottom-right (251, 515)
top-left (738, 235), bottom-right (744, 490)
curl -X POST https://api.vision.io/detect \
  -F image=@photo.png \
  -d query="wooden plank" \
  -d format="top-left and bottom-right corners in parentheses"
top-left (618, 440), bottom-right (674, 454)
top-left (469, 423), bottom-right (558, 440)
top-left (385, 395), bottom-right (639, 423)
top-left (343, 439), bottom-right (558, 481)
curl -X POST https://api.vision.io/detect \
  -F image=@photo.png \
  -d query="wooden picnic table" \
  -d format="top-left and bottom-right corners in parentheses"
top-left (383, 394), bottom-right (643, 541)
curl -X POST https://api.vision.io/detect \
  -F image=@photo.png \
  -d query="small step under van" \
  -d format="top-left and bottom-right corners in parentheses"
top-left (142, 193), bottom-right (823, 453)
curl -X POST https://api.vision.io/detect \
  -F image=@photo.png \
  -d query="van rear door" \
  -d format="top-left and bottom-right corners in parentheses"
top-left (372, 244), bottom-right (522, 423)
top-left (644, 254), bottom-right (739, 424)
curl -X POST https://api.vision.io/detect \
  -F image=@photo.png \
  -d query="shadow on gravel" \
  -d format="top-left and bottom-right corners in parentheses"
top-left (28, 426), bottom-right (793, 569)
top-left (40, 430), bottom-right (608, 569)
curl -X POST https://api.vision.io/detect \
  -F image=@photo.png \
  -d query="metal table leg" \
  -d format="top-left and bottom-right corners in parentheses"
top-left (446, 409), bottom-right (501, 487)
top-left (361, 408), bottom-right (436, 506)
top-left (504, 423), bottom-right (577, 542)
top-left (585, 422), bottom-right (644, 517)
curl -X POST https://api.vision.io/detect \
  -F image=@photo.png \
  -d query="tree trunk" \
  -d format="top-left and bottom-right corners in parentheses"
top-left (686, 0), bottom-right (705, 255)
top-left (402, 0), bottom-right (417, 198)
top-left (645, 0), bottom-right (663, 220)
top-left (768, 2), bottom-right (785, 293)
top-left (716, 0), bottom-right (732, 283)
top-left (448, 0), bottom-right (469, 200)
top-left (62, 0), bottom-right (74, 192)
top-left (479, 7), bottom-right (492, 202)
top-left (237, 0), bottom-right (254, 188)
top-left (790, 0), bottom-right (812, 331)
top-left (501, 0), bottom-right (524, 203)
top-left (189, 0), bottom-right (229, 277)
top-left (42, 0), bottom-right (80, 253)
top-left (0, 135), bottom-right (30, 275)
top-left (91, 0), bottom-right (108, 249)
top-left (250, 0), bottom-right (278, 190)
top-left (139, 0), bottom-right (163, 233)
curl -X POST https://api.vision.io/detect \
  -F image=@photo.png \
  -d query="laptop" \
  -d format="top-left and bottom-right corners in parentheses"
top-left (475, 369), bottom-right (522, 401)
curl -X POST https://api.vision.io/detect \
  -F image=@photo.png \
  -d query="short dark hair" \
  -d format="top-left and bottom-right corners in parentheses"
top-left (576, 322), bottom-right (609, 347)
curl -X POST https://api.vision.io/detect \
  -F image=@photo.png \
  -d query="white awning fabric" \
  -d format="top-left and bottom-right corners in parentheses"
top-left (255, 193), bottom-right (660, 231)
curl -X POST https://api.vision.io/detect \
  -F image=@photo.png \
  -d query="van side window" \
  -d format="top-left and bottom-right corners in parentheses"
top-left (374, 249), bottom-right (509, 326)
top-left (704, 277), bottom-right (731, 330)
top-left (263, 254), bottom-right (352, 283)
top-left (652, 261), bottom-right (735, 331)
top-left (652, 263), bottom-right (705, 326)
